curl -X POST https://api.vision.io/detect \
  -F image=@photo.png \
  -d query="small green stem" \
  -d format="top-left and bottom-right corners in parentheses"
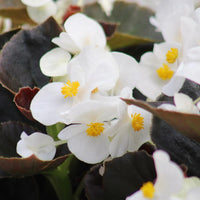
top-left (193, 97), bottom-right (200, 105)
top-left (54, 140), bottom-right (68, 147)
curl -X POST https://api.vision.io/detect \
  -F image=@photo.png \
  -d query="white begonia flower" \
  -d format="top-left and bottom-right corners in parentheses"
top-left (110, 52), bottom-right (139, 96)
top-left (40, 47), bottom-right (71, 77)
top-left (150, 0), bottom-right (194, 43)
top-left (58, 100), bottom-right (119, 164)
top-left (21, 0), bottom-right (57, 24)
top-left (126, 150), bottom-right (184, 200)
top-left (159, 93), bottom-right (200, 115)
top-left (16, 131), bottom-right (56, 161)
top-left (136, 42), bottom-right (184, 100)
top-left (30, 47), bottom-right (119, 126)
top-left (52, 13), bottom-right (107, 55)
top-left (109, 87), bottom-right (151, 158)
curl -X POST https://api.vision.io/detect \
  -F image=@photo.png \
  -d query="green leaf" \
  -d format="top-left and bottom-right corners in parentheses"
top-left (83, 1), bottom-right (163, 49)
top-left (122, 98), bottom-right (200, 143)
top-left (46, 123), bottom-right (66, 141)
top-left (43, 155), bottom-right (74, 200)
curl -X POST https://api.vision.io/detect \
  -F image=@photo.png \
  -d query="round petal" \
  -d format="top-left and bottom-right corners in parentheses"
top-left (52, 32), bottom-right (80, 54)
top-left (40, 47), bottom-right (71, 77)
top-left (30, 82), bottom-right (72, 126)
top-left (17, 132), bottom-right (56, 161)
top-left (112, 52), bottom-right (139, 95)
top-left (64, 13), bottom-right (106, 50)
top-left (27, 1), bottom-right (57, 23)
top-left (153, 150), bottom-right (184, 197)
top-left (186, 187), bottom-right (200, 200)
top-left (66, 125), bottom-right (110, 164)
top-left (61, 100), bottom-right (119, 124)
top-left (21, 0), bottom-right (50, 7)
top-left (68, 47), bottom-right (119, 91)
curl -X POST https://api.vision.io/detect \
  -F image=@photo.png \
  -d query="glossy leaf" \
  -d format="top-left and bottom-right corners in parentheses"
top-left (103, 151), bottom-right (156, 200)
top-left (14, 87), bottom-right (39, 121)
top-left (83, 1), bottom-right (163, 49)
top-left (0, 17), bottom-right (62, 93)
top-left (122, 98), bottom-right (200, 143)
top-left (0, 121), bottom-right (69, 177)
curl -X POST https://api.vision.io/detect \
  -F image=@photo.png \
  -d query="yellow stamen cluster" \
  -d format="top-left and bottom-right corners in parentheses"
top-left (166, 48), bottom-right (178, 64)
top-left (91, 87), bottom-right (99, 94)
top-left (157, 64), bottom-right (174, 80)
top-left (131, 113), bottom-right (144, 132)
top-left (61, 80), bottom-right (80, 98)
top-left (86, 122), bottom-right (105, 137)
top-left (141, 181), bottom-right (155, 199)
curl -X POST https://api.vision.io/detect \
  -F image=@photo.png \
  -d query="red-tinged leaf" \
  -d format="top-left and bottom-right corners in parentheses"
top-left (62, 4), bottom-right (81, 22)
top-left (0, 121), bottom-right (69, 177)
top-left (0, 17), bottom-right (62, 93)
top-left (122, 98), bottom-right (200, 143)
top-left (99, 21), bottom-right (118, 39)
top-left (14, 87), bottom-right (39, 121)
top-left (0, 154), bottom-right (69, 177)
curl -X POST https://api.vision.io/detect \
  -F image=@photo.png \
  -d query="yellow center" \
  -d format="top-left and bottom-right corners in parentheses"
top-left (61, 80), bottom-right (80, 98)
top-left (131, 113), bottom-right (144, 131)
top-left (141, 182), bottom-right (155, 199)
top-left (166, 48), bottom-right (178, 64)
top-left (86, 122), bottom-right (105, 137)
top-left (91, 87), bottom-right (99, 94)
top-left (157, 64), bottom-right (174, 80)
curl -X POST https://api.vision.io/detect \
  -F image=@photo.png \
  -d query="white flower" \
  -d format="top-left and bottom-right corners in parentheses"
top-left (136, 42), bottom-right (184, 100)
top-left (126, 150), bottom-right (184, 200)
top-left (58, 100), bottom-right (119, 164)
top-left (109, 87), bottom-right (151, 158)
top-left (21, 0), bottom-right (57, 24)
top-left (16, 131), bottom-right (56, 161)
top-left (30, 47), bottom-right (119, 126)
top-left (52, 13), bottom-right (107, 55)
top-left (110, 52), bottom-right (139, 96)
top-left (40, 47), bottom-right (71, 77)
top-left (159, 93), bottom-right (200, 115)
top-left (150, 0), bottom-right (194, 43)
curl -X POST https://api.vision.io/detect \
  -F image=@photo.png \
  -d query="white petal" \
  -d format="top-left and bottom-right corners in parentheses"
top-left (62, 100), bottom-right (119, 124)
top-left (174, 93), bottom-right (199, 114)
top-left (98, 0), bottom-right (115, 16)
top-left (27, 1), bottom-right (57, 24)
top-left (176, 61), bottom-right (200, 85)
top-left (30, 82), bottom-right (72, 126)
top-left (64, 13), bottom-right (106, 50)
top-left (126, 190), bottom-right (146, 200)
top-left (158, 104), bottom-right (177, 111)
top-left (67, 128), bottom-right (109, 164)
top-left (162, 75), bottom-right (185, 97)
top-left (21, 0), bottom-right (50, 7)
top-left (112, 52), bottom-right (138, 95)
top-left (153, 150), bottom-right (184, 197)
top-left (109, 124), bottom-right (130, 158)
top-left (58, 124), bottom-right (86, 140)
top-left (135, 63), bottom-right (166, 101)
top-left (17, 132), bottom-right (56, 161)
top-left (68, 47), bottom-right (119, 91)
top-left (40, 48), bottom-right (71, 77)
top-left (52, 32), bottom-right (80, 54)
top-left (186, 187), bottom-right (200, 200)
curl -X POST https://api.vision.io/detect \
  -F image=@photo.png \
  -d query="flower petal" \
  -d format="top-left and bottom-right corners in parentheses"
top-left (30, 82), bottom-right (72, 126)
top-left (40, 47), bottom-right (71, 77)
